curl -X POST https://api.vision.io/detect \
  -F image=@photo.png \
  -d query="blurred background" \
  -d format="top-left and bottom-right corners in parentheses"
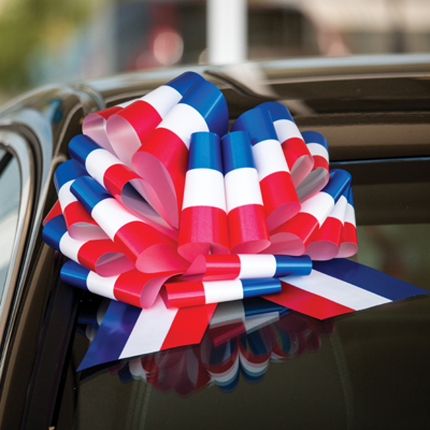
top-left (0, 0), bottom-right (430, 103)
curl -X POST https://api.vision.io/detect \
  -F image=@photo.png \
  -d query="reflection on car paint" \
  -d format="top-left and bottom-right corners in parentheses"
top-left (77, 296), bottom-right (333, 396)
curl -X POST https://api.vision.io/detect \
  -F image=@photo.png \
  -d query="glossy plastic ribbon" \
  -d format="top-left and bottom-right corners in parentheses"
top-left (231, 106), bottom-right (300, 231)
top-left (132, 78), bottom-right (229, 229)
top-left (54, 160), bottom-right (104, 240)
top-left (42, 71), bottom-right (429, 368)
top-left (43, 215), bottom-right (133, 276)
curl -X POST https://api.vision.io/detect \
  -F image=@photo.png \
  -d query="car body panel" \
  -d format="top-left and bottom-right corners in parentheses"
top-left (0, 55), bottom-right (429, 428)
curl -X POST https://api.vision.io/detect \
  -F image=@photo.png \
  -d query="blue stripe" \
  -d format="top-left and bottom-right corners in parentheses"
top-left (347, 186), bottom-right (354, 206)
top-left (302, 130), bottom-right (328, 150)
top-left (221, 131), bottom-right (255, 174)
top-left (321, 169), bottom-right (351, 202)
top-left (188, 132), bottom-right (223, 172)
top-left (60, 260), bottom-right (90, 291)
top-left (166, 71), bottom-right (205, 96)
top-left (340, 186), bottom-right (349, 200)
top-left (242, 278), bottom-right (282, 299)
top-left (180, 80), bottom-right (229, 138)
top-left (313, 259), bottom-right (429, 301)
top-left (231, 107), bottom-right (278, 145)
top-left (68, 134), bottom-right (101, 167)
top-left (77, 300), bottom-right (141, 371)
top-left (54, 159), bottom-right (87, 191)
top-left (243, 297), bottom-right (287, 317)
top-left (42, 215), bottom-right (67, 251)
top-left (258, 101), bottom-right (294, 122)
top-left (71, 176), bottom-right (112, 214)
top-left (274, 255), bottom-right (313, 277)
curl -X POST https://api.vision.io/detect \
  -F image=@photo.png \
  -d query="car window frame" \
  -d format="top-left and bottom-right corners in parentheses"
top-left (0, 129), bottom-right (35, 366)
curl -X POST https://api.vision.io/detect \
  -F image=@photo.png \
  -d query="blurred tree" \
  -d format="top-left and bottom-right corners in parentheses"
top-left (0, 0), bottom-right (90, 93)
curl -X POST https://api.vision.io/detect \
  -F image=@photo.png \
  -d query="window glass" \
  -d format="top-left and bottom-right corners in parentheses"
top-left (0, 147), bottom-right (21, 297)
top-left (356, 224), bottom-right (430, 292)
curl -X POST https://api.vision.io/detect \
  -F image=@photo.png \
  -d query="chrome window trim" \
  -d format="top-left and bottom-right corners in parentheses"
top-left (0, 131), bottom-right (35, 367)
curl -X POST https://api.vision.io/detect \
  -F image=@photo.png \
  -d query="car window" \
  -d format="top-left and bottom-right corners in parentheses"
top-left (0, 130), bottom-right (34, 353)
top-left (0, 147), bottom-right (21, 298)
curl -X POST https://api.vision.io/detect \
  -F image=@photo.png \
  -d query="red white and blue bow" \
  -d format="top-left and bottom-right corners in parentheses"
top-left (42, 71), bottom-right (428, 369)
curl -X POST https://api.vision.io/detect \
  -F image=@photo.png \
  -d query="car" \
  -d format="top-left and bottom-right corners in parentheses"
top-left (0, 54), bottom-right (430, 429)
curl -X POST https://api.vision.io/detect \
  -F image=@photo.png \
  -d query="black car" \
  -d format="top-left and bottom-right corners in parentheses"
top-left (1, 55), bottom-right (430, 429)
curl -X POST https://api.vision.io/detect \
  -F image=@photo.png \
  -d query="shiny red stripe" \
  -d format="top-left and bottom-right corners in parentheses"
top-left (103, 163), bottom-right (139, 199)
top-left (259, 171), bottom-right (299, 217)
top-left (114, 221), bottom-right (175, 263)
top-left (281, 137), bottom-right (310, 170)
top-left (341, 221), bottom-right (357, 244)
top-left (114, 270), bottom-right (147, 308)
top-left (228, 204), bottom-right (269, 251)
top-left (161, 303), bottom-right (216, 350)
top-left (202, 255), bottom-right (241, 281)
top-left (137, 127), bottom-right (189, 216)
top-left (78, 239), bottom-right (119, 271)
top-left (64, 201), bottom-right (97, 227)
top-left (117, 100), bottom-right (163, 144)
top-left (271, 212), bottom-right (318, 245)
top-left (312, 216), bottom-right (343, 243)
top-left (265, 282), bottom-right (355, 320)
top-left (312, 155), bottom-right (329, 170)
top-left (179, 206), bottom-right (229, 249)
top-left (164, 281), bottom-right (206, 308)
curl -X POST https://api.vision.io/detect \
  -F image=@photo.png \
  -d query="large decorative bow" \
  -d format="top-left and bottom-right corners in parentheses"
top-left (42, 72), bottom-right (427, 369)
top-left (43, 71), bottom-right (358, 309)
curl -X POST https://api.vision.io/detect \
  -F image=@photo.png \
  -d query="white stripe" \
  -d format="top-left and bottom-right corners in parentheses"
top-left (225, 168), bottom-right (263, 212)
top-left (182, 168), bottom-right (226, 210)
top-left (307, 142), bottom-right (329, 161)
top-left (327, 195), bottom-right (347, 223)
top-left (238, 254), bottom-right (277, 279)
top-left (85, 148), bottom-right (124, 187)
top-left (59, 233), bottom-right (82, 262)
top-left (141, 85), bottom-right (182, 119)
top-left (273, 118), bottom-right (302, 142)
top-left (282, 270), bottom-right (391, 310)
top-left (300, 192), bottom-right (334, 227)
top-left (58, 180), bottom-right (77, 209)
top-left (120, 296), bottom-right (178, 359)
top-left (92, 198), bottom-right (141, 239)
top-left (209, 301), bottom-right (245, 328)
top-left (158, 103), bottom-right (209, 149)
top-left (87, 271), bottom-right (118, 300)
top-left (244, 312), bottom-right (279, 333)
top-left (252, 139), bottom-right (290, 181)
top-left (344, 203), bottom-right (356, 226)
top-left (203, 280), bottom-right (244, 304)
